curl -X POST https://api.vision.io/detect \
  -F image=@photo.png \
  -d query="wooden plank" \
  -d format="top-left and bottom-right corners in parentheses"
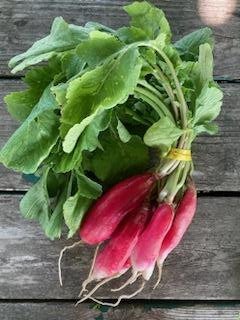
top-left (0, 194), bottom-right (240, 299)
top-left (104, 304), bottom-right (240, 319)
top-left (1, 302), bottom-right (240, 320)
top-left (0, 0), bottom-right (239, 79)
top-left (0, 80), bottom-right (240, 191)
top-left (0, 302), bottom-right (100, 320)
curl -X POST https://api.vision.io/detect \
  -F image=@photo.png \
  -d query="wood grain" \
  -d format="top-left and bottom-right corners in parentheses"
top-left (0, 0), bottom-right (239, 79)
top-left (0, 302), bottom-right (100, 320)
top-left (103, 304), bottom-right (240, 320)
top-left (1, 302), bottom-right (240, 320)
top-left (0, 194), bottom-right (240, 300)
top-left (0, 80), bottom-right (240, 191)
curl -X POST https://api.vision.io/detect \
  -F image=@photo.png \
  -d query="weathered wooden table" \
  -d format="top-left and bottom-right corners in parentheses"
top-left (0, 1), bottom-right (240, 319)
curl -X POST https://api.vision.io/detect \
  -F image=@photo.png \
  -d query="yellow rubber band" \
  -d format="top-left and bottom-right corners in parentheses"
top-left (166, 148), bottom-right (192, 161)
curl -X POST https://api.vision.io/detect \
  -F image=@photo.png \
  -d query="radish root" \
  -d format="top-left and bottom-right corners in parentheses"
top-left (58, 240), bottom-right (83, 286)
top-left (78, 244), bottom-right (100, 297)
top-left (75, 273), bottom-right (123, 306)
top-left (153, 260), bottom-right (163, 290)
top-left (87, 281), bottom-right (146, 307)
top-left (111, 271), bottom-right (140, 292)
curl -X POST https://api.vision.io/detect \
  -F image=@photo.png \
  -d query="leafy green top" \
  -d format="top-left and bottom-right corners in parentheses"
top-left (0, 1), bottom-right (223, 239)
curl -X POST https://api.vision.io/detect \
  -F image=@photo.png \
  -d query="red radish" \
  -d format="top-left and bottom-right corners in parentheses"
top-left (158, 181), bottom-right (197, 264)
top-left (91, 203), bottom-right (151, 280)
top-left (79, 173), bottom-right (157, 245)
top-left (131, 203), bottom-right (174, 280)
top-left (153, 181), bottom-right (197, 289)
top-left (59, 173), bottom-right (157, 287)
top-left (77, 203), bottom-right (151, 302)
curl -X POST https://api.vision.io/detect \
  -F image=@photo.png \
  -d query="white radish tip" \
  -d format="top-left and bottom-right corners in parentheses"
top-left (142, 263), bottom-right (155, 281)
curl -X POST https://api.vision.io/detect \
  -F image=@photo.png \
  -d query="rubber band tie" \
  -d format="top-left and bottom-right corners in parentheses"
top-left (166, 148), bottom-right (192, 161)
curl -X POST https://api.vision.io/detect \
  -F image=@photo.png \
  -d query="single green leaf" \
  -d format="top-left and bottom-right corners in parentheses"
top-left (61, 47), bottom-right (142, 152)
top-left (61, 51), bottom-right (86, 79)
top-left (62, 172), bottom-right (102, 237)
top-left (76, 173), bottom-right (102, 199)
top-left (53, 110), bottom-right (111, 173)
top-left (77, 30), bottom-right (123, 67)
top-left (194, 122), bottom-right (219, 135)
top-left (198, 43), bottom-right (213, 87)
top-left (0, 86), bottom-right (59, 173)
top-left (174, 27), bottom-right (213, 61)
top-left (117, 119), bottom-right (131, 143)
top-left (9, 17), bottom-right (88, 73)
top-left (20, 168), bottom-right (50, 228)
top-left (193, 84), bottom-right (223, 125)
top-left (21, 167), bottom-right (69, 239)
top-left (4, 60), bottom-right (61, 121)
top-left (116, 26), bottom-right (147, 44)
top-left (144, 117), bottom-right (183, 151)
top-left (124, 1), bottom-right (171, 41)
top-left (45, 186), bottom-right (67, 240)
top-left (84, 21), bottom-right (115, 34)
top-left (83, 132), bottom-right (149, 184)
top-left (63, 193), bottom-right (92, 238)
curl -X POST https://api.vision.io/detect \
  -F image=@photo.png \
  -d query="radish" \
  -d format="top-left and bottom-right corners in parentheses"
top-left (131, 203), bottom-right (174, 281)
top-left (154, 180), bottom-right (197, 288)
top-left (82, 203), bottom-right (174, 306)
top-left (58, 173), bottom-right (157, 286)
top-left (92, 203), bottom-right (151, 280)
top-left (77, 202), bottom-right (152, 303)
top-left (79, 173), bottom-right (157, 245)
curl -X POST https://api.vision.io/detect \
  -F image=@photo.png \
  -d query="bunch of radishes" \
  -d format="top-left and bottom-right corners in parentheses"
top-left (59, 172), bottom-right (197, 306)
top-left (0, 0), bottom-right (222, 307)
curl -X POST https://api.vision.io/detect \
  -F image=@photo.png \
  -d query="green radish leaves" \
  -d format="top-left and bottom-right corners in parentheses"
top-left (9, 17), bottom-right (89, 73)
top-left (20, 168), bottom-right (66, 240)
top-left (0, 86), bottom-right (60, 173)
top-left (4, 60), bottom-right (61, 121)
top-left (144, 117), bottom-right (183, 153)
top-left (116, 119), bottom-right (132, 143)
top-left (0, 1), bottom-right (223, 239)
top-left (76, 31), bottom-right (123, 67)
top-left (174, 27), bottom-right (213, 62)
top-left (124, 1), bottom-right (171, 41)
top-left (63, 173), bottom-right (102, 237)
top-left (193, 85), bottom-right (223, 126)
top-left (61, 47), bottom-right (142, 151)
top-left (83, 132), bottom-right (149, 184)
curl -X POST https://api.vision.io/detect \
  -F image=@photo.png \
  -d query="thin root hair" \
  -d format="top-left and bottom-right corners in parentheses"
top-left (78, 244), bottom-right (100, 297)
top-left (58, 240), bottom-right (83, 286)
top-left (87, 281), bottom-right (146, 307)
top-left (111, 271), bottom-right (140, 292)
top-left (75, 273), bottom-right (123, 306)
top-left (153, 260), bottom-right (163, 290)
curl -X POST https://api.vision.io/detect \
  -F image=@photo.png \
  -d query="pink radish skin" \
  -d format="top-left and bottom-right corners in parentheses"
top-left (92, 204), bottom-right (151, 280)
top-left (79, 173), bottom-right (157, 245)
top-left (158, 181), bottom-right (197, 265)
top-left (131, 203), bottom-right (174, 280)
